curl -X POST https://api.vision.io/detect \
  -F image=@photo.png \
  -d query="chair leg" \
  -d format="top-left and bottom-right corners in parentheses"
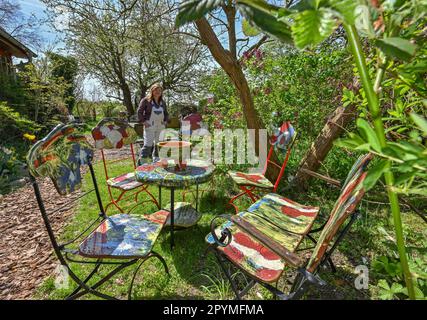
top-left (215, 251), bottom-right (242, 300)
top-left (105, 187), bottom-right (126, 213)
top-left (142, 186), bottom-right (160, 209)
top-left (67, 260), bottom-right (102, 298)
top-left (328, 258), bottom-right (337, 273)
top-left (66, 260), bottom-right (137, 300)
top-left (239, 279), bottom-right (256, 298)
top-left (127, 251), bottom-right (169, 300)
top-left (197, 244), bottom-right (215, 273)
top-left (240, 186), bottom-right (258, 203)
top-left (151, 251), bottom-right (170, 275)
top-left (228, 186), bottom-right (259, 214)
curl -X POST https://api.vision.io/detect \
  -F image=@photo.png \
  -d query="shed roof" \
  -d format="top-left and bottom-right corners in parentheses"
top-left (0, 26), bottom-right (37, 59)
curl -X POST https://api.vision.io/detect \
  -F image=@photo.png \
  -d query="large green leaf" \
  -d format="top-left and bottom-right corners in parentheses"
top-left (357, 118), bottom-right (382, 152)
top-left (410, 113), bottom-right (427, 136)
top-left (354, 4), bottom-right (375, 38)
top-left (328, 0), bottom-right (358, 24)
top-left (175, 0), bottom-right (224, 27)
top-left (375, 37), bottom-right (417, 61)
top-left (334, 132), bottom-right (366, 150)
top-left (363, 159), bottom-right (389, 191)
top-left (237, 0), bottom-right (293, 44)
top-left (291, 8), bottom-right (337, 49)
top-left (242, 19), bottom-right (260, 37)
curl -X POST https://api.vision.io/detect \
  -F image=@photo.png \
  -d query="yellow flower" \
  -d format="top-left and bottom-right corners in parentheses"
top-left (23, 133), bottom-right (36, 141)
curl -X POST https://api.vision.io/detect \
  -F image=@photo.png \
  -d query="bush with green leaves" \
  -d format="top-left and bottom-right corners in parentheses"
top-left (201, 42), bottom-right (354, 135)
top-left (0, 101), bottom-right (40, 145)
top-left (0, 145), bottom-right (25, 194)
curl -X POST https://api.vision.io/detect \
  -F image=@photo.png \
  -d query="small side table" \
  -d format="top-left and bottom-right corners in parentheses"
top-left (135, 159), bottom-right (215, 248)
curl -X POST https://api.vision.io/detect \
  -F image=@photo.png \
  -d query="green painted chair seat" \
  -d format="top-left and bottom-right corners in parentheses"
top-left (79, 211), bottom-right (169, 259)
top-left (206, 193), bottom-right (319, 283)
top-left (227, 171), bottom-right (273, 189)
top-left (164, 202), bottom-right (202, 228)
top-left (245, 193), bottom-right (319, 235)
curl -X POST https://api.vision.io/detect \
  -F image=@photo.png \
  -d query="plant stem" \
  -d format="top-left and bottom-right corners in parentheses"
top-left (343, 24), bottom-right (416, 299)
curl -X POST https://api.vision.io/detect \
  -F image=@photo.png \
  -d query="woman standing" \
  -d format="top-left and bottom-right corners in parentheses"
top-left (137, 83), bottom-right (169, 163)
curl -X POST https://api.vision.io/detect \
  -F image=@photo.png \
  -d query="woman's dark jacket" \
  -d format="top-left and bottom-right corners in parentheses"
top-left (137, 97), bottom-right (169, 123)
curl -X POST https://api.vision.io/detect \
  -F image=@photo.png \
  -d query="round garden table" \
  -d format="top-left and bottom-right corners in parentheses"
top-left (135, 158), bottom-right (215, 248)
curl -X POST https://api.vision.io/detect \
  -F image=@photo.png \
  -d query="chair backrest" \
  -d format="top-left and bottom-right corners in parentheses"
top-left (92, 118), bottom-right (139, 175)
top-left (269, 121), bottom-right (296, 152)
top-left (181, 113), bottom-right (204, 136)
top-left (91, 118), bottom-right (138, 150)
top-left (264, 121), bottom-right (297, 191)
top-left (27, 123), bottom-right (94, 195)
top-left (306, 153), bottom-right (372, 273)
top-left (27, 123), bottom-right (105, 262)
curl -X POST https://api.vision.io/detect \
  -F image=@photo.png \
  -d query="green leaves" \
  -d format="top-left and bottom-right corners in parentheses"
top-left (175, 0), bottom-right (224, 27)
top-left (237, 0), bottom-right (293, 43)
top-left (291, 8), bottom-right (337, 49)
top-left (410, 113), bottom-right (427, 136)
top-left (242, 19), bottom-right (260, 37)
top-left (357, 118), bottom-right (382, 152)
top-left (378, 279), bottom-right (405, 300)
top-left (363, 159), bottom-right (389, 191)
top-left (328, 0), bottom-right (358, 24)
top-left (375, 37), bottom-right (417, 61)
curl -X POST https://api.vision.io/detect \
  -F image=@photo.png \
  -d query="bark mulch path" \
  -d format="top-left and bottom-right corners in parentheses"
top-left (0, 140), bottom-right (135, 300)
top-left (0, 178), bottom-right (83, 299)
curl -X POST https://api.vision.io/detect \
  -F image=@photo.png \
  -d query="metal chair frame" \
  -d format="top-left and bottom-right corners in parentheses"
top-left (93, 118), bottom-right (160, 213)
top-left (30, 158), bottom-right (169, 300)
top-left (228, 132), bottom-right (298, 214)
top-left (206, 155), bottom-right (370, 300)
top-left (205, 207), bottom-right (359, 300)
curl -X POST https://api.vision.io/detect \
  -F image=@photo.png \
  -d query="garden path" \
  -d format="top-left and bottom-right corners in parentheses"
top-left (0, 136), bottom-right (132, 299)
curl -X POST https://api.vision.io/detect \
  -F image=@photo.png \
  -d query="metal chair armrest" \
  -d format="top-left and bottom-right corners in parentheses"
top-left (300, 168), bottom-right (341, 188)
top-left (209, 214), bottom-right (233, 247)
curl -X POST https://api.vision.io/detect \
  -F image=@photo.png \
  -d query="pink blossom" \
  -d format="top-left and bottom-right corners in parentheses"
top-left (213, 120), bottom-right (223, 129)
top-left (232, 111), bottom-right (242, 118)
top-left (254, 49), bottom-right (263, 60)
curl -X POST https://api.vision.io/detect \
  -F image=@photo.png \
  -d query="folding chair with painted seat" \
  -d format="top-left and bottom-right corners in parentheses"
top-left (228, 121), bottom-right (297, 213)
top-left (27, 123), bottom-right (169, 300)
top-left (206, 154), bottom-right (372, 299)
top-left (91, 118), bottom-right (159, 213)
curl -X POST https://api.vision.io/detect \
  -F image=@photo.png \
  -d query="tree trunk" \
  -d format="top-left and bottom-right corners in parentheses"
top-left (195, 18), bottom-right (280, 180)
top-left (121, 82), bottom-right (134, 116)
top-left (294, 103), bottom-right (358, 189)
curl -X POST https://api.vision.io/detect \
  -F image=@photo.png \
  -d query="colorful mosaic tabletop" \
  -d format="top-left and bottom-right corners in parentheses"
top-left (135, 159), bottom-right (215, 188)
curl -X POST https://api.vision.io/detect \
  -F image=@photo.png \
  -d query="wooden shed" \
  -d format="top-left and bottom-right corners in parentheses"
top-left (0, 26), bottom-right (37, 75)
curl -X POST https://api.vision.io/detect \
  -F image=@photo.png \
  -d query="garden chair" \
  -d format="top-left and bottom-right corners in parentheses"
top-left (27, 123), bottom-right (170, 300)
top-left (228, 121), bottom-right (297, 213)
top-left (206, 153), bottom-right (372, 299)
top-left (91, 118), bottom-right (159, 213)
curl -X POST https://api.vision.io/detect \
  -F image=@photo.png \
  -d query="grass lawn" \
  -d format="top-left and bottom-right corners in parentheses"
top-left (34, 155), bottom-right (427, 300)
